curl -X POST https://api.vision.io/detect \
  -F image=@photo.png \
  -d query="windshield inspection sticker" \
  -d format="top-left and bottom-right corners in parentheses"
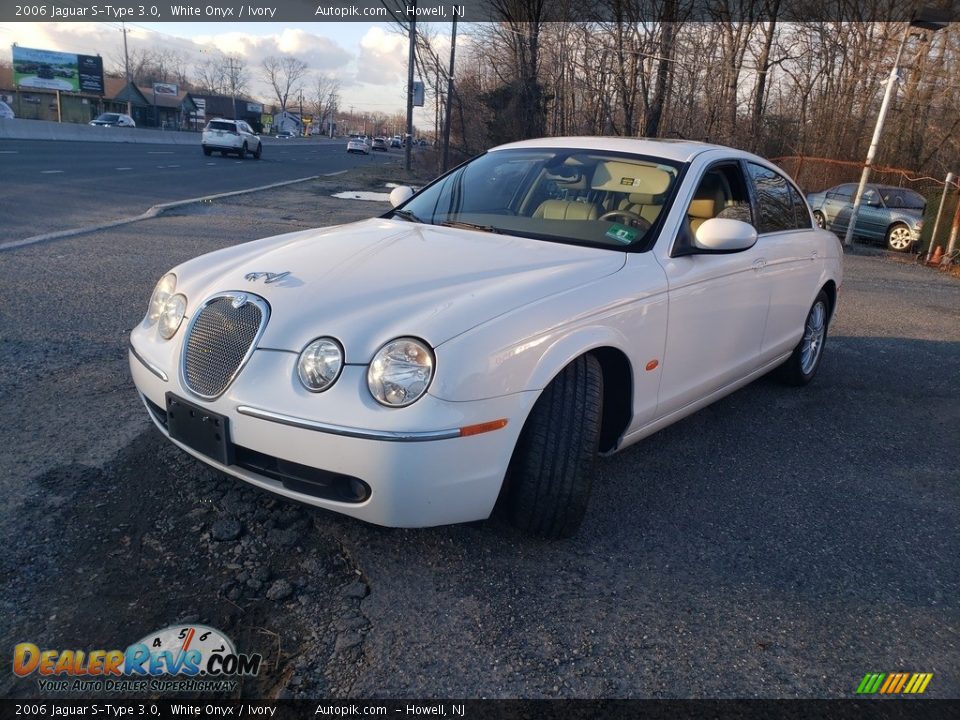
top-left (606, 224), bottom-right (638, 244)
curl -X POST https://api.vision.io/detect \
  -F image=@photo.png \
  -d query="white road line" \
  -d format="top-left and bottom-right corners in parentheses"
top-left (205, 162), bottom-right (216, 166)
top-left (116, 167), bottom-right (132, 171)
top-left (40, 170), bottom-right (64, 174)
top-left (1, 174), bottom-right (322, 251)
top-left (147, 151), bottom-right (174, 154)
top-left (167, 164), bottom-right (181, 168)
top-left (0, 150), bottom-right (18, 154)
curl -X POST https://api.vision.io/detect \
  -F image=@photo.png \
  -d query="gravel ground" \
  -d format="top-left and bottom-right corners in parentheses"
top-left (1, 174), bottom-right (957, 699)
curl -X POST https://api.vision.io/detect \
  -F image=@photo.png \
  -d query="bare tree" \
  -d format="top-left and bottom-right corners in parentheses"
top-left (261, 55), bottom-right (309, 113)
top-left (312, 73), bottom-right (341, 134)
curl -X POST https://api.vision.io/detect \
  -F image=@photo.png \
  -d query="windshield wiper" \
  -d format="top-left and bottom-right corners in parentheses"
top-left (439, 220), bottom-right (502, 234)
top-left (391, 209), bottom-right (425, 223)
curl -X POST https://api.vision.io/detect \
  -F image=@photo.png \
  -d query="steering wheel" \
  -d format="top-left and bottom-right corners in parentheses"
top-left (599, 209), bottom-right (651, 231)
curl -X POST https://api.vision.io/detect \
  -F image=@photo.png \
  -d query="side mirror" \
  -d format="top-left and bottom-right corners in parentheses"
top-left (694, 218), bottom-right (758, 252)
top-left (389, 186), bottom-right (414, 208)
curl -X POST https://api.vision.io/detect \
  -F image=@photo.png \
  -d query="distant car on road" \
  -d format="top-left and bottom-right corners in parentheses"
top-left (276, 130), bottom-right (296, 139)
top-left (390, 137), bottom-right (402, 149)
top-left (202, 118), bottom-right (262, 159)
top-left (90, 112), bottom-right (135, 128)
top-left (806, 183), bottom-right (926, 252)
top-left (0, 101), bottom-right (14, 119)
top-left (372, 138), bottom-right (388, 152)
top-left (347, 138), bottom-right (370, 155)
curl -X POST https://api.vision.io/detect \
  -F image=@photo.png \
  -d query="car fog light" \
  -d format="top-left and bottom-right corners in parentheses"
top-left (297, 338), bottom-right (344, 392)
top-left (158, 294), bottom-right (187, 339)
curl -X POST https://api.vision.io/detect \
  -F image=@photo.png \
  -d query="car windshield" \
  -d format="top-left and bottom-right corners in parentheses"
top-left (393, 148), bottom-right (682, 250)
top-left (879, 187), bottom-right (926, 209)
top-left (95, 113), bottom-right (119, 122)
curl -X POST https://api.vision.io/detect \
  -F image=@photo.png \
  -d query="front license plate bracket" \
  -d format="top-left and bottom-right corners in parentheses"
top-left (165, 393), bottom-right (234, 466)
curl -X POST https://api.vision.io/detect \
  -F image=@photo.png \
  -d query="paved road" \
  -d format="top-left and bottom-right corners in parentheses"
top-left (0, 182), bottom-right (957, 700)
top-left (0, 138), bottom-right (395, 242)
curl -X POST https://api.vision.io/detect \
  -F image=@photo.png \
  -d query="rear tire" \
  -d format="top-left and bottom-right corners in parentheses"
top-left (501, 355), bottom-right (603, 539)
top-left (778, 290), bottom-right (830, 386)
top-left (202, 146), bottom-right (212, 157)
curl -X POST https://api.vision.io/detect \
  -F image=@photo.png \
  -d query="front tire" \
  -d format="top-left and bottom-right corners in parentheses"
top-left (238, 143), bottom-right (247, 159)
top-left (253, 143), bottom-right (262, 159)
top-left (202, 146), bottom-right (212, 157)
top-left (886, 223), bottom-right (913, 252)
top-left (501, 355), bottom-right (603, 538)
top-left (779, 290), bottom-right (830, 386)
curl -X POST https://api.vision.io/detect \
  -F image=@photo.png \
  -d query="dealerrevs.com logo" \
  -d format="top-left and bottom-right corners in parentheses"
top-left (13, 625), bottom-right (262, 693)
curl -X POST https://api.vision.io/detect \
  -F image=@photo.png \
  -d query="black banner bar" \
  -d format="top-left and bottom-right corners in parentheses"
top-left (2, 699), bottom-right (960, 720)
top-left (2, 0), bottom-right (959, 23)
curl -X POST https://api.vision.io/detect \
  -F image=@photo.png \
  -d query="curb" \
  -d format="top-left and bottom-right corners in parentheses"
top-left (0, 175), bottom-right (322, 252)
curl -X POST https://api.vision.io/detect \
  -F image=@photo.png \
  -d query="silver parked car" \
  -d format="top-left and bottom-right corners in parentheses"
top-left (806, 183), bottom-right (925, 252)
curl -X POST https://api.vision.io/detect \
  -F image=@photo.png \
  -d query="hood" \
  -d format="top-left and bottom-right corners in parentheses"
top-left (175, 218), bottom-right (625, 362)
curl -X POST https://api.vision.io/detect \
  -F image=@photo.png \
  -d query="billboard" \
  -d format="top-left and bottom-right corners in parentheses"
top-left (153, 82), bottom-right (178, 96)
top-left (12, 46), bottom-right (104, 95)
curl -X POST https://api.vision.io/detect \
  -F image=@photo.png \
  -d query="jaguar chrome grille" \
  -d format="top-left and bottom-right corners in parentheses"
top-left (182, 293), bottom-right (269, 399)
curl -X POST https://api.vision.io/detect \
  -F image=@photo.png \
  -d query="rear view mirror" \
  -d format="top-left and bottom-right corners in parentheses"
top-left (389, 186), bottom-right (414, 207)
top-left (694, 218), bottom-right (758, 252)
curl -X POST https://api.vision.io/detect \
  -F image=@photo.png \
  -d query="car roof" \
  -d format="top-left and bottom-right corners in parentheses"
top-left (490, 136), bottom-right (761, 164)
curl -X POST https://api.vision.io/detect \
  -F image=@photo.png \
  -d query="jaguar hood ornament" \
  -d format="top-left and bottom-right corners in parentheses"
top-left (245, 271), bottom-right (291, 284)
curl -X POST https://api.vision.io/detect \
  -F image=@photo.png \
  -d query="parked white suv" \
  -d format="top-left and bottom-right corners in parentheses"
top-left (202, 118), bottom-right (262, 159)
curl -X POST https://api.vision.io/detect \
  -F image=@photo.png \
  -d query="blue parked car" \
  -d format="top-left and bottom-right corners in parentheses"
top-left (806, 183), bottom-right (925, 252)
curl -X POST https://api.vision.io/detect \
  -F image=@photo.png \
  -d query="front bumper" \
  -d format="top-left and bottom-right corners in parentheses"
top-left (129, 336), bottom-right (535, 528)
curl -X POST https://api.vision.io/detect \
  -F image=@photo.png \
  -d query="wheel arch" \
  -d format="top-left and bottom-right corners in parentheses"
top-left (820, 279), bottom-right (837, 321)
top-left (516, 342), bottom-right (633, 455)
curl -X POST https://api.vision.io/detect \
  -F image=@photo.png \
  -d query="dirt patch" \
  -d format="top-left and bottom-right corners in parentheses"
top-left (0, 426), bottom-right (372, 699)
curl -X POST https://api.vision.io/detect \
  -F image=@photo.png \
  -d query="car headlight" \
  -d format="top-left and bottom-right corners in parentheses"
top-left (297, 338), bottom-right (344, 392)
top-left (367, 337), bottom-right (434, 407)
top-left (158, 294), bottom-right (187, 339)
top-left (146, 273), bottom-right (176, 325)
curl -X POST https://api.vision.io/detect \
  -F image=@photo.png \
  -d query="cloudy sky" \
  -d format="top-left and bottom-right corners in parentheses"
top-left (0, 21), bottom-right (458, 121)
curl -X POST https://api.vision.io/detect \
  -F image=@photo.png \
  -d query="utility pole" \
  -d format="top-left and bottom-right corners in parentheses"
top-left (225, 56), bottom-right (240, 120)
top-left (844, 13), bottom-right (947, 247)
top-left (442, 17), bottom-right (458, 172)
top-left (405, 2), bottom-right (416, 172)
top-left (121, 22), bottom-right (131, 116)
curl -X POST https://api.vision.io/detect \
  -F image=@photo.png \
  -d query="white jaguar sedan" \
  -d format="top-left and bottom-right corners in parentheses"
top-left (129, 138), bottom-right (842, 538)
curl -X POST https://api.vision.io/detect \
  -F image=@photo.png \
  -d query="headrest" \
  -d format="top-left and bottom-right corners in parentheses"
top-left (688, 199), bottom-right (716, 219)
top-left (592, 162), bottom-right (672, 194)
top-left (534, 199), bottom-right (598, 220)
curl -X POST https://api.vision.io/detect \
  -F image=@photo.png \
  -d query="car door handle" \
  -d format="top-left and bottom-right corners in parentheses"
top-left (810, 250), bottom-right (819, 261)
top-left (752, 258), bottom-right (767, 271)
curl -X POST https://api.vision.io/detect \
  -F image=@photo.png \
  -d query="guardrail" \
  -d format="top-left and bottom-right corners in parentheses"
top-left (0, 118), bottom-right (199, 145)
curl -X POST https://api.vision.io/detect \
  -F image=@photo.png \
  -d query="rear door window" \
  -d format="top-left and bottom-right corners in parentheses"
top-left (747, 163), bottom-right (795, 233)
